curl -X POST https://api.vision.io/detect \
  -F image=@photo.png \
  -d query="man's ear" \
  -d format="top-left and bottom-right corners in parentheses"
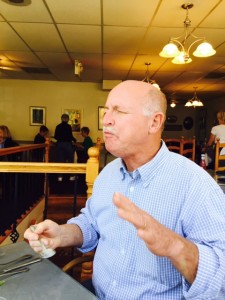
top-left (148, 112), bottom-right (165, 134)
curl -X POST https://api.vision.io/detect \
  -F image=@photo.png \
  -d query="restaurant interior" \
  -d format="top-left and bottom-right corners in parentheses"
top-left (0, 0), bottom-right (224, 144)
top-left (0, 0), bottom-right (225, 291)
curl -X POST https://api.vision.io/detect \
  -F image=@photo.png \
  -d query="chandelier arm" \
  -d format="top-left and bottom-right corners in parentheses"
top-left (187, 38), bottom-right (205, 54)
top-left (189, 32), bottom-right (206, 40)
top-left (169, 26), bottom-right (189, 44)
top-left (170, 38), bottom-right (185, 52)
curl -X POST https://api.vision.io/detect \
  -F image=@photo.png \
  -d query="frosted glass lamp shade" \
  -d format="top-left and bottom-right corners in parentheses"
top-left (193, 42), bottom-right (216, 57)
top-left (172, 52), bottom-right (192, 64)
top-left (159, 43), bottom-right (180, 58)
top-left (185, 100), bottom-right (193, 107)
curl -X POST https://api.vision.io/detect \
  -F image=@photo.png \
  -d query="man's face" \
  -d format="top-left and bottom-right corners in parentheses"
top-left (103, 87), bottom-right (150, 159)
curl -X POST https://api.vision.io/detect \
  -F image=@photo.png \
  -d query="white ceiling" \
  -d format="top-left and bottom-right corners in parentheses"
top-left (0, 0), bottom-right (225, 103)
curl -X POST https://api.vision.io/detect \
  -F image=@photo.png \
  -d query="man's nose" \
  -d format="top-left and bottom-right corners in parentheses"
top-left (103, 110), bottom-right (114, 126)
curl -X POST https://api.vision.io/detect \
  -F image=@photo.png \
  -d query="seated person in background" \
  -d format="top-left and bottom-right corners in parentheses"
top-left (0, 125), bottom-right (18, 148)
top-left (34, 125), bottom-right (49, 144)
top-left (0, 125), bottom-right (19, 161)
top-left (33, 125), bottom-right (49, 162)
top-left (204, 110), bottom-right (225, 167)
top-left (24, 81), bottom-right (225, 299)
top-left (75, 126), bottom-right (93, 163)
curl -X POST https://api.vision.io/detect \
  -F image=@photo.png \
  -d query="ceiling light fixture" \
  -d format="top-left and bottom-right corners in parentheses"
top-left (142, 62), bottom-right (160, 90)
top-left (170, 100), bottom-right (176, 108)
top-left (185, 87), bottom-right (204, 107)
top-left (159, 3), bottom-right (216, 64)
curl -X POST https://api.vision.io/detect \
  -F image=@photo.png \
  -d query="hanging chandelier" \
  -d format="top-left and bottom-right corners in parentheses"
top-left (159, 3), bottom-right (216, 64)
top-left (142, 62), bottom-right (160, 90)
top-left (185, 87), bottom-right (204, 107)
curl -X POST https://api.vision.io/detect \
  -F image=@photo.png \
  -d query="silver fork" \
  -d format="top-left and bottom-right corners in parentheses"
top-left (0, 254), bottom-right (33, 266)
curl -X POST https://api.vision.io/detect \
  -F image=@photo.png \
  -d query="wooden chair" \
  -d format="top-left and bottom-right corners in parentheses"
top-left (163, 138), bottom-right (181, 154)
top-left (62, 251), bottom-right (95, 282)
top-left (215, 138), bottom-right (225, 172)
top-left (164, 136), bottom-right (196, 161)
top-left (180, 136), bottom-right (196, 161)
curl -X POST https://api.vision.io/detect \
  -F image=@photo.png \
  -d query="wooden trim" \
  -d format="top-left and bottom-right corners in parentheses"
top-left (0, 162), bottom-right (87, 174)
top-left (0, 143), bottom-right (47, 155)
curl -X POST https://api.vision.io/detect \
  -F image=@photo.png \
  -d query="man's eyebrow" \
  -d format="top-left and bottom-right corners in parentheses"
top-left (106, 105), bottom-right (128, 111)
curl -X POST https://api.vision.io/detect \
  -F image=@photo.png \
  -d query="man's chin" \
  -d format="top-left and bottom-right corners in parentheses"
top-left (105, 143), bottom-right (115, 155)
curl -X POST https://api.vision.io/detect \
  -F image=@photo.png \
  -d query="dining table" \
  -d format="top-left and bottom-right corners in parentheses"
top-left (0, 241), bottom-right (98, 300)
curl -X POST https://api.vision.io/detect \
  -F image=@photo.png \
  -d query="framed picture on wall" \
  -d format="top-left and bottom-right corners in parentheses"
top-left (63, 108), bottom-right (82, 132)
top-left (98, 106), bottom-right (105, 130)
top-left (30, 106), bottom-right (46, 126)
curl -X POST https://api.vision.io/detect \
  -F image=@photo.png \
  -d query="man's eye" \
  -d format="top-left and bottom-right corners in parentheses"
top-left (115, 109), bottom-right (128, 114)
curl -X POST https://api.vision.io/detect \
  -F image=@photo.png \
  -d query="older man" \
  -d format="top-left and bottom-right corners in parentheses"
top-left (25, 81), bottom-right (225, 299)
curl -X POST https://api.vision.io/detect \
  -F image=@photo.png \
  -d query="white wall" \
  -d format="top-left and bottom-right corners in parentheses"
top-left (0, 80), bottom-right (109, 143)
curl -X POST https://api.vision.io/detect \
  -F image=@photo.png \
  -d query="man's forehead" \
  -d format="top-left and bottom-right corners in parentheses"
top-left (105, 95), bottom-right (136, 110)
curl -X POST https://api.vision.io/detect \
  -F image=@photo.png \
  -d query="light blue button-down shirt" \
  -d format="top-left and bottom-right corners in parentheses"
top-left (68, 142), bottom-right (225, 299)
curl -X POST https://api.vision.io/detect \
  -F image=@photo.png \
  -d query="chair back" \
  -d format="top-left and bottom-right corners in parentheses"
top-left (215, 138), bottom-right (225, 172)
top-left (164, 136), bottom-right (195, 161)
top-left (163, 138), bottom-right (181, 154)
top-left (180, 136), bottom-right (196, 161)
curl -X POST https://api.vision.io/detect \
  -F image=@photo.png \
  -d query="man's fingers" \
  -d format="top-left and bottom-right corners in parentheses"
top-left (113, 192), bottom-right (148, 230)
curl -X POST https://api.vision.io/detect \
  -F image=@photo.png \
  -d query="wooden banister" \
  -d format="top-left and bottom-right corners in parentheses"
top-left (0, 162), bottom-right (87, 174)
top-left (0, 146), bottom-right (100, 246)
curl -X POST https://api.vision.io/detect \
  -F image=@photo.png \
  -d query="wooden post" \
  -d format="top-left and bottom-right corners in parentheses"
top-left (96, 137), bottom-right (101, 153)
top-left (85, 146), bottom-right (99, 199)
top-left (44, 138), bottom-right (50, 214)
top-left (44, 138), bottom-right (50, 163)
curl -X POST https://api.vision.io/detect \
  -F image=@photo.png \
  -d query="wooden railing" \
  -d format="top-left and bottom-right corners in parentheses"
top-left (0, 138), bottom-right (50, 162)
top-left (0, 142), bottom-right (99, 245)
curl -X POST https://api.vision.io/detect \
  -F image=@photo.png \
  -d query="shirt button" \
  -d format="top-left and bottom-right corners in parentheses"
top-left (130, 186), bottom-right (134, 192)
top-left (112, 280), bottom-right (117, 286)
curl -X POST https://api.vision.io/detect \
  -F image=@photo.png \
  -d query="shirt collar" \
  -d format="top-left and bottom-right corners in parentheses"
top-left (119, 141), bottom-right (170, 186)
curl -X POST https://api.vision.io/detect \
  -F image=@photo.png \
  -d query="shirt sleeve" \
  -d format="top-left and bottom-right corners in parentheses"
top-left (67, 198), bottom-right (99, 253)
top-left (183, 243), bottom-right (225, 298)
top-left (181, 181), bottom-right (225, 298)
